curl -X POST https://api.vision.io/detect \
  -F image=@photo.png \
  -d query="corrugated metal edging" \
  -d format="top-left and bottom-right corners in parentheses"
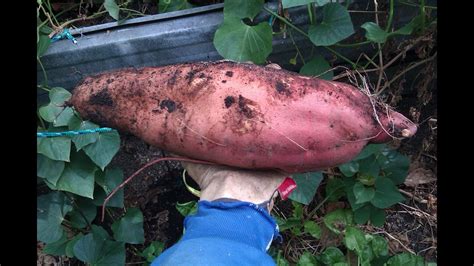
top-left (37, 0), bottom-right (423, 102)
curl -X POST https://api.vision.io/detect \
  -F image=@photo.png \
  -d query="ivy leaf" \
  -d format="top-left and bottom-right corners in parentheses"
top-left (296, 252), bottom-right (318, 266)
top-left (276, 216), bottom-right (302, 232)
top-left (111, 208), bottom-right (145, 244)
top-left (370, 235), bottom-right (388, 257)
top-left (370, 178), bottom-right (405, 208)
top-left (176, 201), bottom-right (198, 217)
top-left (304, 220), bottom-right (321, 239)
top-left (344, 226), bottom-right (367, 254)
top-left (357, 155), bottom-right (380, 178)
top-left (275, 249), bottom-right (290, 266)
top-left (54, 107), bottom-right (75, 127)
top-left (224, 0), bottom-right (264, 19)
top-left (37, 136), bottom-right (71, 162)
top-left (299, 56), bottom-right (333, 80)
top-left (73, 233), bottom-right (125, 265)
top-left (43, 234), bottom-right (68, 256)
top-left (353, 182), bottom-right (375, 204)
top-left (71, 121), bottom-right (100, 151)
top-left (104, 0), bottom-right (120, 20)
top-left (37, 31), bottom-right (51, 57)
top-left (325, 178), bottom-right (345, 201)
top-left (289, 172), bottom-right (323, 205)
top-left (92, 168), bottom-right (124, 208)
top-left (37, 192), bottom-right (73, 243)
top-left (385, 252), bottom-right (425, 266)
top-left (140, 241), bottom-right (165, 263)
top-left (159, 0), bottom-right (193, 13)
top-left (343, 177), bottom-right (365, 211)
top-left (360, 22), bottom-right (389, 43)
top-left (360, 244), bottom-right (375, 265)
top-left (214, 17), bottom-right (272, 64)
top-left (338, 161), bottom-right (359, 177)
top-left (378, 149), bottom-right (410, 185)
top-left (320, 247), bottom-right (346, 265)
top-left (395, 15), bottom-right (422, 35)
top-left (370, 207), bottom-right (386, 227)
top-left (353, 203), bottom-right (386, 226)
top-left (65, 233), bottom-right (83, 258)
top-left (362, 15), bottom-right (423, 44)
top-left (39, 87), bottom-right (72, 123)
top-left (91, 224), bottom-right (112, 241)
top-left (292, 200), bottom-right (304, 219)
top-left (323, 208), bottom-right (353, 234)
top-left (354, 144), bottom-right (385, 161)
top-left (353, 204), bottom-right (370, 224)
top-left (37, 154), bottom-right (65, 186)
top-left (83, 130), bottom-right (120, 170)
top-left (55, 151), bottom-right (98, 199)
top-left (308, 3), bottom-right (354, 46)
top-left (67, 197), bottom-right (97, 229)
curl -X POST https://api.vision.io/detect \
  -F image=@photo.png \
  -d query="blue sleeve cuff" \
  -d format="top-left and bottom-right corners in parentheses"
top-left (152, 200), bottom-right (281, 266)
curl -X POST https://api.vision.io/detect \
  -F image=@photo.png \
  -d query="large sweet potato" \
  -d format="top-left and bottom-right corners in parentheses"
top-left (71, 61), bottom-right (417, 173)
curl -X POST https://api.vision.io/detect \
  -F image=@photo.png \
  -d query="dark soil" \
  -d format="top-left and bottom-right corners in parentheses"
top-left (108, 133), bottom-right (197, 263)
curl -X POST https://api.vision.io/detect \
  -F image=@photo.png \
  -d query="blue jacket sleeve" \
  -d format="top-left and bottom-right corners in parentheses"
top-left (151, 200), bottom-right (280, 266)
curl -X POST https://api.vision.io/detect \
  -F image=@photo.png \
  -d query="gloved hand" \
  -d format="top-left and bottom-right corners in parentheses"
top-left (181, 161), bottom-right (293, 212)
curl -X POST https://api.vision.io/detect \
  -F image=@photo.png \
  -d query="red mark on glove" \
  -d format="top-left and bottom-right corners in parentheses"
top-left (277, 177), bottom-right (297, 200)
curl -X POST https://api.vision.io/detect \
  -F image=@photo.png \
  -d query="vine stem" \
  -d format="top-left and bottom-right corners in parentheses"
top-left (376, 52), bottom-right (436, 95)
top-left (262, 6), bottom-right (358, 68)
top-left (62, 191), bottom-right (93, 229)
top-left (37, 57), bottom-right (48, 84)
top-left (263, 7), bottom-right (308, 38)
top-left (420, 0), bottom-right (426, 32)
top-left (385, 0), bottom-right (394, 31)
top-left (48, 10), bottom-right (108, 38)
top-left (373, 0), bottom-right (385, 92)
top-left (335, 40), bottom-right (371, 48)
top-left (45, 0), bottom-right (61, 27)
top-left (288, 30), bottom-right (305, 65)
top-left (307, 3), bottom-right (314, 25)
top-left (101, 157), bottom-right (216, 222)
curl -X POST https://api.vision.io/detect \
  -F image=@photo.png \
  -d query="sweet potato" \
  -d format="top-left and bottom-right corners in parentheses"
top-left (71, 61), bottom-right (417, 173)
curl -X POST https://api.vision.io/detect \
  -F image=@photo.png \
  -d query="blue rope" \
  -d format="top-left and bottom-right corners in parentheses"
top-left (37, 128), bottom-right (115, 138)
top-left (51, 28), bottom-right (77, 44)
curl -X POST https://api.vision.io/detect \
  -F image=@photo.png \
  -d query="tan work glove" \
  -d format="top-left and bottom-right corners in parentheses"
top-left (181, 162), bottom-right (293, 212)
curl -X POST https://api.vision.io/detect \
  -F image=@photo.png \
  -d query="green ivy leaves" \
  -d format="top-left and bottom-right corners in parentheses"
top-left (82, 130), bottom-right (120, 170)
top-left (362, 15), bottom-right (422, 43)
top-left (330, 144), bottom-right (409, 226)
top-left (308, 3), bottom-right (354, 46)
top-left (104, 0), bottom-right (120, 20)
top-left (159, 0), bottom-right (193, 13)
top-left (176, 201), bottom-right (198, 217)
top-left (224, 0), bottom-right (264, 19)
top-left (289, 171), bottom-right (323, 205)
top-left (54, 151), bottom-right (97, 198)
top-left (73, 232), bottom-right (125, 265)
top-left (214, 0), bottom-right (272, 64)
top-left (37, 84), bottom-right (126, 263)
top-left (112, 208), bottom-right (145, 244)
top-left (214, 18), bottom-right (272, 64)
top-left (39, 87), bottom-right (72, 124)
top-left (37, 192), bottom-right (73, 243)
top-left (299, 56), bottom-right (334, 80)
